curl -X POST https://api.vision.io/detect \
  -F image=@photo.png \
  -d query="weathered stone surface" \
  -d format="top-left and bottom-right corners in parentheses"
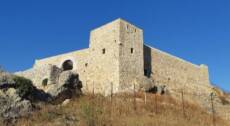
top-left (144, 45), bottom-right (211, 94)
top-left (0, 88), bottom-right (32, 120)
top-left (14, 18), bottom-right (230, 121)
top-left (62, 99), bottom-right (71, 106)
top-left (0, 71), bottom-right (15, 87)
top-left (46, 71), bottom-right (82, 99)
top-left (16, 65), bottom-right (82, 102)
top-left (18, 18), bottom-right (211, 96)
top-left (15, 64), bottom-right (53, 89)
top-left (0, 71), bottom-right (33, 121)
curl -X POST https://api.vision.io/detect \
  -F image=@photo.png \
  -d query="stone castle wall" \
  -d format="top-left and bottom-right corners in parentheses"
top-left (17, 18), bottom-right (211, 95)
top-left (119, 20), bottom-right (144, 91)
top-left (15, 64), bottom-right (55, 88)
top-left (32, 49), bottom-right (89, 91)
top-left (16, 18), bottom-right (230, 121)
top-left (144, 45), bottom-right (211, 93)
top-left (87, 19), bottom-right (120, 95)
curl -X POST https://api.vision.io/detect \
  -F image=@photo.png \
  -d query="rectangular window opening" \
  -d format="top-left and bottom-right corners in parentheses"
top-left (131, 48), bottom-right (134, 54)
top-left (102, 48), bottom-right (106, 54)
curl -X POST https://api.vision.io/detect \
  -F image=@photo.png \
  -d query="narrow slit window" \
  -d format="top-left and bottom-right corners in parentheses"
top-left (131, 48), bottom-right (134, 54)
top-left (102, 48), bottom-right (106, 54)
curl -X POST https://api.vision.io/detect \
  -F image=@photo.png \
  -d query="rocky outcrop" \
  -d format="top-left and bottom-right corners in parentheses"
top-left (0, 67), bottom-right (82, 123)
top-left (0, 71), bottom-right (15, 88)
top-left (0, 88), bottom-right (32, 120)
top-left (46, 71), bottom-right (82, 102)
top-left (0, 71), bottom-right (33, 121)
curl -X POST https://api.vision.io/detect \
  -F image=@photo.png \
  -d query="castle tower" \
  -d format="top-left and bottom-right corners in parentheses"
top-left (87, 19), bottom-right (120, 94)
top-left (87, 19), bottom-right (144, 94)
top-left (118, 19), bottom-right (144, 90)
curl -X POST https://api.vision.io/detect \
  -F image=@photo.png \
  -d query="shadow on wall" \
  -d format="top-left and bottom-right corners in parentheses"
top-left (144, 45), bottom-right (152, 78)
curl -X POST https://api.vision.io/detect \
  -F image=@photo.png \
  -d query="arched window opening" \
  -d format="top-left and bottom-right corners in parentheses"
top-left (42, 78), bottom-right (48, 87)
top-left (62, 60), bottom-right (73, 71)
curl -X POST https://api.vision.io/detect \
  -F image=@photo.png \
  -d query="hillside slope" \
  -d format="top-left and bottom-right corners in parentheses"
top-left (14, 93), bottom-right (230, 126)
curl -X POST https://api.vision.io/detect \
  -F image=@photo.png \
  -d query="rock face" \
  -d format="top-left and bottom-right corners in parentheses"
top-left (0, 66), bottom-right (82, 122)
top-left (0, 71), bottom-right (15, 88)
top-left (0, 89), bottom-right (32, 120)
top-left (0, 71), bottom-right (32, 120)
top-left (46, 71), bottom-right (82, 101)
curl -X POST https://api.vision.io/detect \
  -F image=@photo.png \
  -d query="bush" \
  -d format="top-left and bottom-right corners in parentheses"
top-left (13, 76), bottom-right (35, 99)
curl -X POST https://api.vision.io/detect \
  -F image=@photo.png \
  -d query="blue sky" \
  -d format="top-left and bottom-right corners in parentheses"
top-left (0, 0), bottom-right (229, 91)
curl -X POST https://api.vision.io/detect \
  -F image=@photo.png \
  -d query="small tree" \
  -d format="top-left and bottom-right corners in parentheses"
top-left (13, 76), bottom-right (35, 99)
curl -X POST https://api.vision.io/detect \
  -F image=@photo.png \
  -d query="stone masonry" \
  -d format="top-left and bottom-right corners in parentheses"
top-left (15, 18), bottom-right (230, 121)
top-left (16, 18), bottom-right (211, 95)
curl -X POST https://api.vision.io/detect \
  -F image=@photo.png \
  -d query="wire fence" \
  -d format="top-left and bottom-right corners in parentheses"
top-left (87, 83), bottom-right (230, 126)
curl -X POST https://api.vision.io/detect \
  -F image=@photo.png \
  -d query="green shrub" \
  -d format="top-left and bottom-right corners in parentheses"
top-left (13, 76), bottom-right (34, 99)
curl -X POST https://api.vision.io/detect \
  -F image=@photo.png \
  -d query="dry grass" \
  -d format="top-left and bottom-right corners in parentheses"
top-left (15, 92), bottom-right (229, 126)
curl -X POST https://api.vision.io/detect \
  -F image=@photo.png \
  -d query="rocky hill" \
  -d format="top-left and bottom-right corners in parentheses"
top-left (0, 68), bottom-right (82, 125)
top-left (0, 67), bottom-right (230, 126)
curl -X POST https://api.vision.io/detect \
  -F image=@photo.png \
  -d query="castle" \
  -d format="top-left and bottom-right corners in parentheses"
top-left (17, 18), bottom-right (212, 95)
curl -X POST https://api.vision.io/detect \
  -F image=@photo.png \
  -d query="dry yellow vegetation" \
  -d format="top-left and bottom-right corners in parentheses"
top-left (15, 92), bottom-right (229, 126)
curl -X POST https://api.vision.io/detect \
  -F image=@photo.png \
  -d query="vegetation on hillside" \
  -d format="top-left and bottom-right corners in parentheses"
top-left (13, 76), bottom-right (35, 99)
top-left (15, 92), bottom-right (230, 126)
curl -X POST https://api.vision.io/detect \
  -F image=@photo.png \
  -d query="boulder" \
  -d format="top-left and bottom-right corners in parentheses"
top-left (62, 99), bottom-right (71, 106)
top-left (138, 76), bottom-right (154, 91)
top-left (46, 71), bottom-right (82, 102)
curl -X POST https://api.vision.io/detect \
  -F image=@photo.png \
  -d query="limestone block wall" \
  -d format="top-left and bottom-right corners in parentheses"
top-left (144, 45), bottom-right (211, 93)
top-left (16, 18), bottom-right (213, 96)
top-left (87, 19), bottom-right (120, 95)
top-left (119, 20), bottom-right (144, 91)
top-left (33, 49), bottom-right (89, 91)
top-left (15, 64), bottom-right (54, 89)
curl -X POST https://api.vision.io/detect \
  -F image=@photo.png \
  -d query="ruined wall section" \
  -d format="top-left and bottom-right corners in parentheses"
top-left (87, 19), bottom-right (120, 95)
top-left (15, 64), bottom-right (54, 89)
top-left (119, 20), bottom-right (144, 91)
top-left (144, 45), bottom-right (211, 93)
top-left (33, 49), bottom-right (89, 91)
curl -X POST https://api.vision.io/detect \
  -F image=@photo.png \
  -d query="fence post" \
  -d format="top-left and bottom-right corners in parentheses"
top-left (155, 93), bottom-right (158, 114)
top-left (210, 93), bottom-right (216, 126)
top-left (181, 90), bottom-right (186, 118)
top-left (92, 82), bottom-right (95, 98)
top-left (111, 82), bottom-right (113, 102)
top-left (133, 83), bottom-right (137, 111)
top-left (92, 82), bottom-right (95, 126)
top-left (110, 82), bottom-right (113, 126)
